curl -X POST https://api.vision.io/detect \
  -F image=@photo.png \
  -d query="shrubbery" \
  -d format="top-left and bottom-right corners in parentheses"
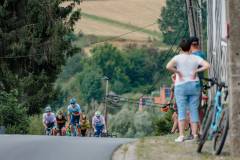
top-left (108, 106), bottom-right (173, 138)
top-left (28, 115), bottom-right (45, 135)
top-left (0, 91), bottom-right (29, 134)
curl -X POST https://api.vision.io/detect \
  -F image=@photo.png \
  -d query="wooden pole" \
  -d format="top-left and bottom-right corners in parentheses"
top-left (186, 0), bottom-right (196, 36)
top-left (228, 0), bottom-right (240, 156)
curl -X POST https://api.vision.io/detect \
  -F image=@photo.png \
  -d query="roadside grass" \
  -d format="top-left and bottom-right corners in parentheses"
top-left (136, 134), bottom-right (235, 160)
top-left (81, 12), bottom-right (162, 40)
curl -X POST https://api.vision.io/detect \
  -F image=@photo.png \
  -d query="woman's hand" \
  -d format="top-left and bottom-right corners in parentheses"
top-left (191, 70), bottom-right (197, 80)
top-left (176, 71), bottom-right (183, 81)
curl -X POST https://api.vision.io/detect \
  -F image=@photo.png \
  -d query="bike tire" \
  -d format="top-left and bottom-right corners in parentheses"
top-left (212, 108), bottom-right (229, 155)
top-left (201, 104), bottom-right (212, 132)
top-left (197, 109), bottom-right (213, 153)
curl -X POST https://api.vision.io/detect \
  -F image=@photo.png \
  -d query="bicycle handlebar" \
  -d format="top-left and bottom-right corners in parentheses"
top-left (202, 77), bottom-right (228, 101)
top-left (202, 77), bottom-right (228, 88)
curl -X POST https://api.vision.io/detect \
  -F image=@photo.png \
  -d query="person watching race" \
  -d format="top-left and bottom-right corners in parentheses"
top-left (67, 98), bottom-right (82, 136)
top-left (92, 111), bottom-right (106, 137)
top-left (56, 110), bottom-right (67, 136)
top-left (42, 105), bottom-right (57, 135)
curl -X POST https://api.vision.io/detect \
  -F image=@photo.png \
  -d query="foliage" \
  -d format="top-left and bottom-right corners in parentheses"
top-left (28, 115), bottom-right (45, 135)
top-left (0, 0), bottom-right (81, 114)
top-left (109, 107), bottom-right (135, 137)
top-left (158, 0), bottom-right (189, 45)
top-left (152, 110), bottom-right (173, 135)
top-left (57, 53), bottom-right (85, 82)
top-left (56, 43), bottom-right (174, 109)
top-left (77, 66), bottom-right (104, 104)
top-left (91, 43), bottom-right (130, 94)
top-left (108, 106), bottom-right (173, 138)
top-left (133, 111), bottom-right (155, 137)
top-left (0, 91), bottom-right (29, 134)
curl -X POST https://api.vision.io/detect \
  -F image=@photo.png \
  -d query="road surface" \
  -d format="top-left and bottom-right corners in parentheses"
top-left (0, 135), bottom-right (134, 160)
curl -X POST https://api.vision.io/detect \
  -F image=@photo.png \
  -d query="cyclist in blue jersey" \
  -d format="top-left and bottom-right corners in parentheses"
top-left (67, 98), bottom-right (82, 136)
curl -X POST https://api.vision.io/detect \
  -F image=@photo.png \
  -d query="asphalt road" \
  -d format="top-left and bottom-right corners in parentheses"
top-left (0, 135), bottom-right (134, 160)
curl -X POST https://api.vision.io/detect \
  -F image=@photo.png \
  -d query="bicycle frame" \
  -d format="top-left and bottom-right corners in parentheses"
top-left (208, 82), bottom-right (227, 139)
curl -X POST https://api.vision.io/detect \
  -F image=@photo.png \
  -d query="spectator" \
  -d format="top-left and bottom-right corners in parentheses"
top-left (166, 39), bottom-right (210, 142)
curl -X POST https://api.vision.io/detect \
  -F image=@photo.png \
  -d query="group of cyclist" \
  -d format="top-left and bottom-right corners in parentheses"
top-left (42, 98), bottom-right (106, 137)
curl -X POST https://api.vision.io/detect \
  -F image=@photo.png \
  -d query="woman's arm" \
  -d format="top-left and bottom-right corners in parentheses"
top-left (166, 59), bottom-right (183, 78)
top-left (192, 59), bottom-right (210, 80)
top-left (196, 60), bottom-right (210, 73)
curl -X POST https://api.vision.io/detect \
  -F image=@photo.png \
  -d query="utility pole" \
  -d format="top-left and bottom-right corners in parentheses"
top-left (197, 0), bottom-right (203, 50)
top-left (103, 76), bottom-right (109, 131)
top-left (186, 0), bottom-right (197, 36)
top-left (228, 0), bottom-right (240, 156)
top-left (186, 0), bottom-right (203, 49)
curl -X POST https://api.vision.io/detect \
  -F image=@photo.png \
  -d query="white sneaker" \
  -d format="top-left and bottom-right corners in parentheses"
top-left (175, 136), bottom-right (185, 142)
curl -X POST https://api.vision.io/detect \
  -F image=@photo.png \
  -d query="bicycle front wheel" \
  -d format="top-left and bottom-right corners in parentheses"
top-left (197, 109), bottom-right (213, 153)
top-left (213, 108), bottom-right (229, 155)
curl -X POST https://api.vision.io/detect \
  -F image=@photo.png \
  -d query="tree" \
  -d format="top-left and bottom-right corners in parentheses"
top-left (158, 0), bottom-right (189, 45)
top-left (0, 90), bottom-right (29, 134)
top-left (91, 44), bottom-right (130, 94)
top-left (78, 66), bottom-right (104, 104)
top-left (0, 0), bottom-right (81, 114)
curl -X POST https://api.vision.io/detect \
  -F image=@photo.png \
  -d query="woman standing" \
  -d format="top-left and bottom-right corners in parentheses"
top-left (166, 39), bottom-right (210, 142)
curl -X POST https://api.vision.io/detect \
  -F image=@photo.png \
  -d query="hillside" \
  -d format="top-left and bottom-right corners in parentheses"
top-left (73, 0), bottom-right (166, 41)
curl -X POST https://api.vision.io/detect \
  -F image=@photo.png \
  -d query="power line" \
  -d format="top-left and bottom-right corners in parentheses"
top-left (83, 22), bottom-right (158, 47)
top-left (0, 22), bottom-right (158, 59)
top-left (0, 16), bottom-right (188, 59)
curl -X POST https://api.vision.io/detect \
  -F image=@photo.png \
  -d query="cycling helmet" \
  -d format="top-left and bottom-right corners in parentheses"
top-left (45, 105), bottom-right (51, 112)
top-left (70, 98), bottom-right (76, 104)
top-left (82, 114), bottom-right (86, 120)
top-left (57, 110), bottom-right (63, 115)
top-left (95, 111), bottom-right (101, 117)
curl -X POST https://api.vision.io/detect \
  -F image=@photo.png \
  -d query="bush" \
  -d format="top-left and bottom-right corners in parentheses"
top-left (109, 106), bottom-right (173, 138)
top-left (0, 91), bottom-right (29, 134)
top-left (28, 115), bottom-right (45, 135)
top-left (109, 107), bottom-right (135, 137)
top-left (153, 110), bottom-right (173, 135)
top-left (133, 111), bottom-right (154, 137)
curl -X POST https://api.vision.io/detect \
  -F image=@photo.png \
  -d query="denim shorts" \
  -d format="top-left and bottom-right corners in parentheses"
top-left (174, 81), bottom-right (201, 123)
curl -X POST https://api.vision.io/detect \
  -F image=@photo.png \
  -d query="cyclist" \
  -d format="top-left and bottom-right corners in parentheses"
top-left (80, 112), bottom-right (91, 137)
top-left (92, 111), bottom-right (106, 137)
top-left (67, 98), bottom-right (82, 136)
top-left (56, 110), bottom-right (67, 136)
top-left (42, 105), bottom-right (57, 135)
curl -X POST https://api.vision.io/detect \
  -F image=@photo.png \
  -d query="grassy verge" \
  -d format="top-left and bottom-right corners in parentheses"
top-left (135, 135), bottom-right (234, 160)
top-left (81, 12), bottom-right (162, 39)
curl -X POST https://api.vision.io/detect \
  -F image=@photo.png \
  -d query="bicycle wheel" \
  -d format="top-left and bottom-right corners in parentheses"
top-left (213, 108), bottom-right (229, 155)
top-left (201, 104), bottom-right (212, 132)
top-left (197, 109), bottom-right (213, 153)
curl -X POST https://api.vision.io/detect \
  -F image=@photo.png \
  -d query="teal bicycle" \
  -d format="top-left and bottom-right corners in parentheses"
top-left (197, 78), bottom-right (229, 155)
